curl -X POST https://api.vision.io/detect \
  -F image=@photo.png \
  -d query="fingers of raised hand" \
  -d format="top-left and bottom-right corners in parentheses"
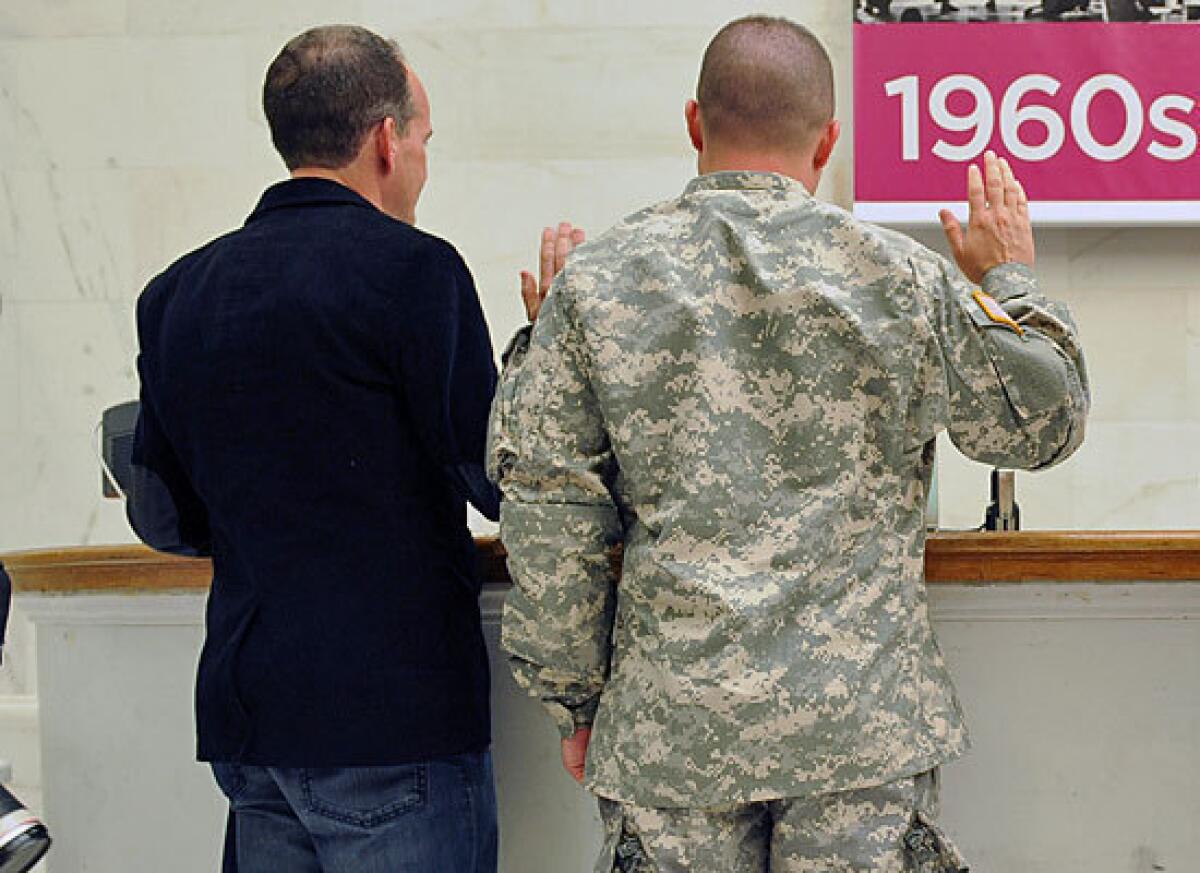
top-left (1014, 178), bottom-right (1031, 225)
top-left (966, 163), bottom-right (987, 219)
top-left (984, 150), bottom-right (1005, 209)
top-left (539, 226), bottom-right (556, 294)
top-left (554, 221), bottom-right (573, 276)
top-left (999, 156), bottom-right (1021, 210)
top-left (571, 227), bottom-right (586, 247)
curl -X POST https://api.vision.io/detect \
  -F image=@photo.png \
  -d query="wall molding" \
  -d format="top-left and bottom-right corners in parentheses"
top-left (16, 582), bottom-right (1200, 629)
top-left (16, 593), bottom-right (207, 626)
top-left (928, 581), bottom-right (1200, 622)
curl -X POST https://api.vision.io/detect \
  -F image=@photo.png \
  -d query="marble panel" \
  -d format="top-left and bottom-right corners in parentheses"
top-left (0, 168), bottom-right (137, 303)
top-left (1061, 422), bottom-right (1200, 530)
top-left (1189, 289), bottom-right (1200, 422)
top-left (360, 0), bottom-right (849, 33)
top-left (127, 165), bottom-right (280, 292)
top-left (1027, 228), bottom-right (1071, 298)
top-left (0, 37), bottom-right (254, 171)
top-left (16, 302), bottom-right (137, 437)
top-left (395, 26), bottom-right (712, 162)
top-left (1066, 227), bottom-right (1200, 292)
top-left (127, 0), bottom-right (365, 36)
top-left (0, 43), bottom-right (37, 174)
top-left (0, 430), bottom-right (138, 552)
top-left (1070, 286), bottom-right (1190, 423)
top-left (0, 1), bottom-right (126, 38)
top-left (939, 416), bottom-right (1200, 531)
top-left (0, 295), bottom-right (18, 434)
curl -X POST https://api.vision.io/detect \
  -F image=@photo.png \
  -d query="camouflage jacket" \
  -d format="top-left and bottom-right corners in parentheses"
top-left (488, 171), bottom-right (1089, 807)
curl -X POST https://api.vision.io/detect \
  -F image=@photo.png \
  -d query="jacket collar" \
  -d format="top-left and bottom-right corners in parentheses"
top-left (683, 171), bottom-right (810, 197)
top-left (246, 177), bottom-right (378, 225)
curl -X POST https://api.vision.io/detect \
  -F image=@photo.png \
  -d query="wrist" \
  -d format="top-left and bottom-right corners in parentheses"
top-left (980, 262), bottom-right (1038, 300)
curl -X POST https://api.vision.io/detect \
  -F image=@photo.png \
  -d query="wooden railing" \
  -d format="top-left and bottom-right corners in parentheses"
top-left (4, 531), bottom-right (1200, 593)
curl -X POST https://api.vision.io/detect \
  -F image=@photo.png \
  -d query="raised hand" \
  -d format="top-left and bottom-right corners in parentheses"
top-left (521, 222), bottom-right (586, 323)
top-left (939, 150), bottom-right (1035, 286)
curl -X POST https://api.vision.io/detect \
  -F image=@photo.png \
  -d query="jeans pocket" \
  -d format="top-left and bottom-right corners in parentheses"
top-left (300, 765), bottom-right (427, 828)
top-left (211, 762), bottom-right (248, 801)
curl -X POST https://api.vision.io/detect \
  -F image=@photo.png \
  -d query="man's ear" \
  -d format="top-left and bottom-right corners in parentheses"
top-left (813, 119), bottom-right (840, 172)
top-left (376, 117), bottom-right (397, 174)
top-left (685, 99), bottom-right (704, 153)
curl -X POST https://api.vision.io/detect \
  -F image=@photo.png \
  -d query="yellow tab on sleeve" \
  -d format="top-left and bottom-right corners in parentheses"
top-left (972, 290), bottom-right (1024, 336)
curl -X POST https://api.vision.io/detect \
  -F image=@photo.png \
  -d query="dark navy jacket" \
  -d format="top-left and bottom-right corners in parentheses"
top-left (129, 178), bottom-right (499, 766)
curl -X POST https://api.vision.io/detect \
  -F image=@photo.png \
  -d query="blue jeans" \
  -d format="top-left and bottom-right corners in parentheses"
top-left (212, 751), bottom-right (497, 872)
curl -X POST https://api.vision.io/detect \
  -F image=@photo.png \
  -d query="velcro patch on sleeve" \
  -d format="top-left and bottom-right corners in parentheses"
top-left (972, 290), bottom-right (1024, 336)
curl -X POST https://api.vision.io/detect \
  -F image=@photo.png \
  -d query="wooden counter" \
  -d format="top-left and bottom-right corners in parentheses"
top-left (4, 531), bottom-right (1200, 592)
top-left (4, 533), bottom-right (1198, 873)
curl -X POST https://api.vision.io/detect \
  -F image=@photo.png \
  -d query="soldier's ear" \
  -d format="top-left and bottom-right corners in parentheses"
top-left (812, 119), bottom-right (840, 171)
top-left (685, 100), bottom-right (704, 153)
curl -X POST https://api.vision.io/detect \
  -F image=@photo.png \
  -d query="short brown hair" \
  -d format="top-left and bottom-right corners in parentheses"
top-left (697, 16), bottom-right (834, 150)
top-left (263, 25), bottom-right (414, 171)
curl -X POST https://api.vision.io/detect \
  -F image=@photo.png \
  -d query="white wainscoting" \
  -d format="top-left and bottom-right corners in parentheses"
top-left (7, 581), bottom-right (1198, 873)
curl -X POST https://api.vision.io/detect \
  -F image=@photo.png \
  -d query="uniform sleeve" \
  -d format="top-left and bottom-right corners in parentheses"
top-left (915, 258), bottom-right (1090, 469)
top-left (487, 281), bottom-right (621, 738)
top-left (395, 243), bottom-right (501, 521)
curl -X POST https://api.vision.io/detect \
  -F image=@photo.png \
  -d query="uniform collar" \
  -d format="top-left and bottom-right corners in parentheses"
top-left (683, 171), bottom-right (810, 197)
top-left (246, 177), bottom-right (378, 224)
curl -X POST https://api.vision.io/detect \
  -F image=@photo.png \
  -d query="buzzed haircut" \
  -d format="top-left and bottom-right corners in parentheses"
top-left (697, 16), bottom-right (835, 150)
top-left (263, 25), bottom-right (414, 171)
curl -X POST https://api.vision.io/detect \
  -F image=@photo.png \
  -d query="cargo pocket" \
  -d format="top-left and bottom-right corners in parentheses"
top-left (902, 809), bottom-right (969, 873)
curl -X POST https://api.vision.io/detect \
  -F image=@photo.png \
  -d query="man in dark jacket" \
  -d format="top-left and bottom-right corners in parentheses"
top-left (128, 25), bottom-right (516, 872)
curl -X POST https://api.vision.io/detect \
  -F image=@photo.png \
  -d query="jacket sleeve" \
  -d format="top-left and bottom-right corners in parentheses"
top-left (395, 242), bottom-right (501, 521)
top-left (127, 349), bottom-right (213, 557)
top-left (487, 279), bottom-right (621, 738)
top-left (914, 258), bottom-right (1090, 469)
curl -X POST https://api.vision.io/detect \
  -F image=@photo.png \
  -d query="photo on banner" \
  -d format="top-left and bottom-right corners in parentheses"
top-left (852, 1), bottom-right (1200, 224)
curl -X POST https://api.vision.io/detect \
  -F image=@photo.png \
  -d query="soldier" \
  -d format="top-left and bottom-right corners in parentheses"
top-left (490, 15), bottom-right (1088, 873)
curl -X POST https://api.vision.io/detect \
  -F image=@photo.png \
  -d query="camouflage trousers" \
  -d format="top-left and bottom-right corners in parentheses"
top-left (596, 770), bottom-right (968, 873)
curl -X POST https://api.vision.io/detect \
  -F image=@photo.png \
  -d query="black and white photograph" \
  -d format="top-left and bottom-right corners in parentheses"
top-left (857, 0), bottom-right (1200, 22)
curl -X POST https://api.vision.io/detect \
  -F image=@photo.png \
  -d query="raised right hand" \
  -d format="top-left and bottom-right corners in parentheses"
top-left (939, 150), bottom-right (1035, 286)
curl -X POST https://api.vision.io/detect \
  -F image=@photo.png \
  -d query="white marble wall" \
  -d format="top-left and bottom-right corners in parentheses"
top-left (7, 0), bottom-right (1193, 552)
top-left (0, 0), bottom-right (1198, 769)
top-left (2, 1), bottom-right (1195, 558)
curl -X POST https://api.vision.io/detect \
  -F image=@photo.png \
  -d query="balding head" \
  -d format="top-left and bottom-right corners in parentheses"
top-left (263, 25), bottom-right (413, 171)
top-left (696, 16), bottom-right (834, 151)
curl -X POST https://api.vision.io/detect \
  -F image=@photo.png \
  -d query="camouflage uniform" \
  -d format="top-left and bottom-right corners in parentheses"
top-left (489, 172), bottom-right (1088, 868)
top-left (601, 769), bottom-right (966, 872)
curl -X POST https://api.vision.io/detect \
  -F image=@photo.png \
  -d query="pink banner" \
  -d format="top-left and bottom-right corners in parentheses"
top-left (854, 23), bottom-right (1200, 223)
